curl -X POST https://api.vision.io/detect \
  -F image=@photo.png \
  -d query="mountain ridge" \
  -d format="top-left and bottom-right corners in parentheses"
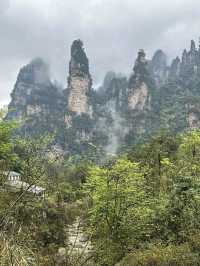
top-left (6, 38), bottom-right (200, 157)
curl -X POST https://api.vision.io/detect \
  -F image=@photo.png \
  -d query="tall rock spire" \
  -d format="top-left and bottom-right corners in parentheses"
top-left (128, 49), bottom-right (151, 111)
top-left (67, 40), bottom-right (92, 115)
top-left (132, 49), bottom-right (149, 82)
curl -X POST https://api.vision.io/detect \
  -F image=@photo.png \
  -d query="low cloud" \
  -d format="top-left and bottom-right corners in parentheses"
top-left (1, 0), bottom-right (200, 106)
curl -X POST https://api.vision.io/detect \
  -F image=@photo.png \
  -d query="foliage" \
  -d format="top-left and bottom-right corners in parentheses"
top-left (0, 232), bottom-right (36, 266)
top-left (2, 107), bottom-right (200, 266)
top-left (83, 130), bottom-right (200, 265)
top-left (84, 159), bottom-right (157, 265)
top-left (117, 243), bottom-right (200, 266)
top-left (0, 121), bottom-right (74, 264)
top-left (0, 114), bottom-right (18, 170)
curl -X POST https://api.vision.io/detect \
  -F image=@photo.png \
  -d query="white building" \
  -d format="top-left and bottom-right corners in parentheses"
top-left (2, 171), bottom-right (45, 196)
top-left (3, 171), bottom-right (21, 181)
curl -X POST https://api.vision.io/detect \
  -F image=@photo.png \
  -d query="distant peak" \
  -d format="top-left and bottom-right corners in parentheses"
top-left (17, 58), bottom-right (50, 85)
top-left (191, 40), bottom-right (196, 52)
top-left (30, 57), bottom-right (47, 66)
top-left (152, 49), bottom-right (167, 60)
top-left (151, 49), bottom-right (167, 69)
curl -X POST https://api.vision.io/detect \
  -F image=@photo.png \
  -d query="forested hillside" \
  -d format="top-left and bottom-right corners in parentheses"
top-left (2, 108), bottom-right (200, 265)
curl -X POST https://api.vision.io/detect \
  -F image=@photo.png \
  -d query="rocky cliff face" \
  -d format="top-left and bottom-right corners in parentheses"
top-left (92, 74), bottom-right (128, 154)
top-left (67, 40), bottom-right (92, 116)
top-left (7, 58), bottom-right (49, 120)
top-left (7, 58), bottom-right (64, 136)
top-left (128, 82), bottom-right (149, 111)
top-left (179, 40), bottom-right (200, 82)
top-left (122, 49), bottom-right (157, 146)
top-left (187, 106), bottom-right (200, 129)
top-left (159, 39), bottom-right (200, 132)
top-left (6, 38), bottom-right (200, 158)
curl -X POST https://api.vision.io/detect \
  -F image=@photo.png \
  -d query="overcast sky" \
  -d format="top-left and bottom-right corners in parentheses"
top-left (1, 0), bottom-right (200, 106)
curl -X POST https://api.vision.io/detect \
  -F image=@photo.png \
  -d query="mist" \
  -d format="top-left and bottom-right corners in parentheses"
top-left (1, 0), bottom-right (200, 107)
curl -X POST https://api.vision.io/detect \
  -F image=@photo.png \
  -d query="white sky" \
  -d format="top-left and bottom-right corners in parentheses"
top-left (1, 0), bottom-right (200, 107)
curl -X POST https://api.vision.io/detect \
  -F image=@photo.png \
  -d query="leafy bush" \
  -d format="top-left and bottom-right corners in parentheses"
top-left (117, 244), bottom-right (200, 266)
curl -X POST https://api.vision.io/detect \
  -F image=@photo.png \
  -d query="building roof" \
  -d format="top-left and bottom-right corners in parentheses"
top-left (3, 171), bottom-right (21, 177)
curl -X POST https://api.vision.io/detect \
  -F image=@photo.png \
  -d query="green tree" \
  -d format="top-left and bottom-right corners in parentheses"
top-left (84, 159), bottom-right (156, 265)
top-left (0, 110), bottom-right (17, 171)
